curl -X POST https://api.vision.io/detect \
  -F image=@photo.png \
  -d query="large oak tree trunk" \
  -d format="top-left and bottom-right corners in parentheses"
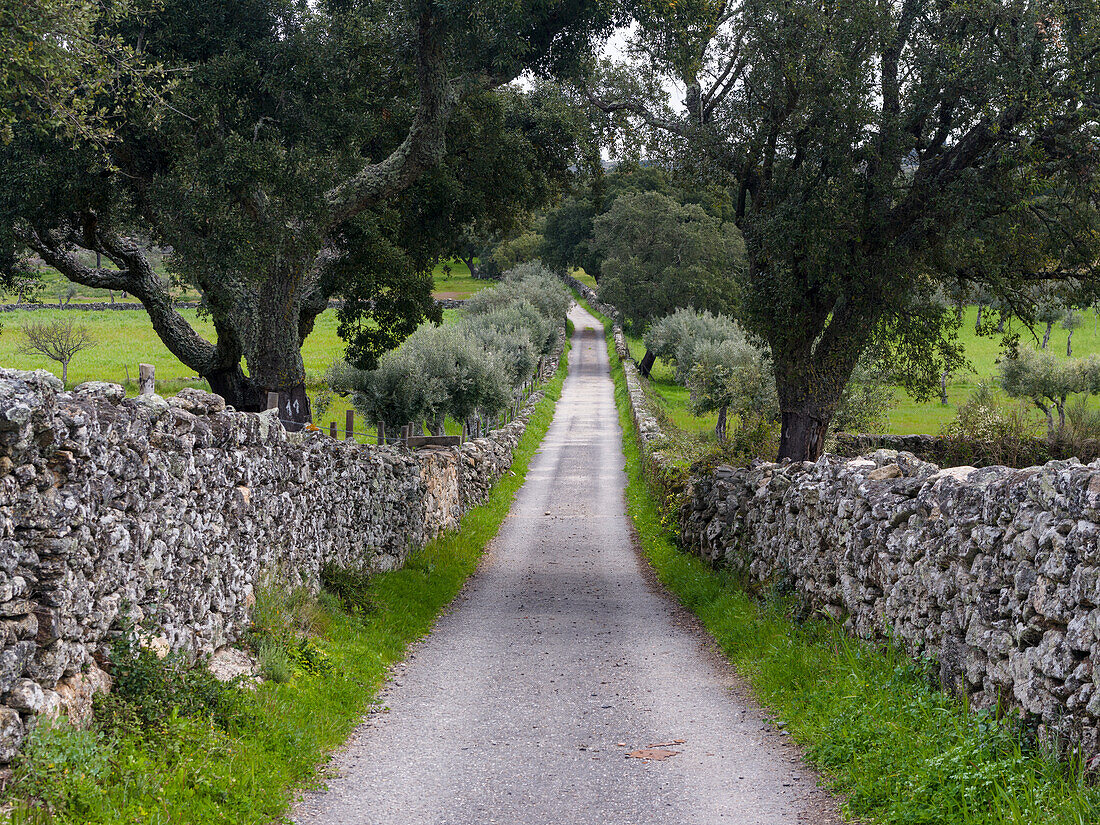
top-left (235, 284), bottom-right (314, 429)
top-left (777, 406), bottom-right (829, 462)
top-left (773, 347), bottom-right (856, 463)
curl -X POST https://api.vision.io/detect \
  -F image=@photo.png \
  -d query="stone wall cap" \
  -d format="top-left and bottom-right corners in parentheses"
top-left (72, 382), bottom-right (126, 404)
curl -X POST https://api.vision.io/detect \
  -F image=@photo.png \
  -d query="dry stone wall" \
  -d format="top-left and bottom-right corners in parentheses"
top-left (681, 452), bottom-right (1100, 756)
top-left (0, 335), bottom-right (560, 762)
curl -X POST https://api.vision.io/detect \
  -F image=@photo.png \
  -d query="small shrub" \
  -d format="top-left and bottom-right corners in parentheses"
top-left (249, 576), bottom-right (337, 682)
top-left (939, 383), bottom-right (1045, 467)
top-left (257, 638), bottom-right (294, 684)
top-left (7, 719), bottom-right (113, 818)
top-left (251, 576), bottom-right (328, 642)
top-left (1065, 397), bottom-right (1100, 442)
top-left (98, 632), bottom-right (256, 737)
top-left (320, 564), bottom-right (378, 618)
top-left (289, 637), bottom-right (335, 676)
top-left (332, 262), bottom-right (568, 436)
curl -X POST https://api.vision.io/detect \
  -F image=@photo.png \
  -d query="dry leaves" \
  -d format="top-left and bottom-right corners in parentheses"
top-left (626, 740), bottom-right (686, 761)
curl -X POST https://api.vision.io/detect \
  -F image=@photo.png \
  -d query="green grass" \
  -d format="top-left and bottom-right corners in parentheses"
top-left (429, 260), bottom-right (495, 298)
top-left (613, 305), bottom-right (1100, 438)
top-left (571, 269), bottom-right (598, 290)
top-left (1, 335), bottom-right (572, 825)
top-left (0, 307), bottom-right (461, 443)
top-left (597, 309), bottom-right (1100, 825)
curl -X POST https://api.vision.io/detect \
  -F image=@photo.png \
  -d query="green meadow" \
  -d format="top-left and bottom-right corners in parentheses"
top-left (621, 305), bottom-right (1100, 438)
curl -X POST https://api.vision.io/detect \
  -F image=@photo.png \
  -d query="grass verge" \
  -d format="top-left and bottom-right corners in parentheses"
top-left (596, 309), bottom-right (1100, 825)
top-left (1, 337), bottom-right (571, 825)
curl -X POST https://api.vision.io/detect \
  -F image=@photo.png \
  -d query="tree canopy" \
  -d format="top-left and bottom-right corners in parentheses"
top-left (2, 0), bottom-right (617, 423)
top-left (590, 0), bottom-right (1100, 460)
top-left (592, 189), bottom-right (745, 327)
top-left (0, 0), bottom-right (160, 144)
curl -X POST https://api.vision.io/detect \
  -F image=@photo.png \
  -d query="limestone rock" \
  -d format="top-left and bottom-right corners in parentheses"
top-left (208, 646), bottom-right (259, 685)
top-left (4, 678), bottom-right (46, 713)
top-left (72, 382), bottom-right (126, 404)
top-left (54, 666), bottom-right (112, 729)
top-left (0, 707), bottom-right (24, 762)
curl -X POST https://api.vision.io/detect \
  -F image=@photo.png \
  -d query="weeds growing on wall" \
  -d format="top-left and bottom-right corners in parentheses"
top-left (1, 339), bottom-right (571, 825)
top-left (596, 310), bottom-right (1100, 825)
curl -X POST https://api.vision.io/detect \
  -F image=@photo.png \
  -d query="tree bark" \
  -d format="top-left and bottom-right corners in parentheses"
top-left (715, 405), bottom-right (728, 443)
top-left (1068, 329), bottom-right (1074, 357)
top-left (1042, 321), bottom-right (1053, 349)
top-left (1036, 400), bottom-right (1056, 441)
top-left (772, 309), bottom-right (865, 463)
top-left (777, 406), bottom-right (829, 462)
top-left (940, 371), bottom-right (949, 405)
top-left (206, 365), bottom-right (264, 412)
top-left (231, 277), bottom-right (315, 428)
top-left (458, 255), bottom-right (479, 280)
top-left (638, 349), bottom-right (656, 378)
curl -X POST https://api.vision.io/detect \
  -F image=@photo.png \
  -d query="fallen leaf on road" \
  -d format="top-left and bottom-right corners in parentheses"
top-left (627, 748), bottom-right (680, 761)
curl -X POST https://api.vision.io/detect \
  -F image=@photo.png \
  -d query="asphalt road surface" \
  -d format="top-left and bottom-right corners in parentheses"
top-left (294, 305), bottom-right (844, 825)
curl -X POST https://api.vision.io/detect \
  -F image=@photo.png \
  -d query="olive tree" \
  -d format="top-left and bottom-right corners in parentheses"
top-left (332, 262), bottom-right (569, 436)
top-left (686, 338), bottom-right (777, 442)
top-left (643, 307), bottom-right (745, 382)
top-left (998, 349), bottom-right (1100, 440)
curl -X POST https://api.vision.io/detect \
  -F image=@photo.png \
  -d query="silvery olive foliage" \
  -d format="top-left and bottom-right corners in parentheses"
top-left (998, 348), bottom-right (1100, 440)
top-left (646, 307), bottom-right (894, 442)
top-left (644, 308), bottom-right (748, 384)
top-left (686, 339), bottom-right (778, 425)
top-left (331, 262), bottom-right (569, 432)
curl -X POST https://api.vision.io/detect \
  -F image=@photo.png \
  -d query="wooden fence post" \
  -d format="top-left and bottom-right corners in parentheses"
top-left (345, 409), bottom-right (355, 441)
top-left (138, 363), bottom-right (155, 396)
top-left (377, 422), bottom-right (384, 446)
top-left (329, 422), bottom-right (337, 439)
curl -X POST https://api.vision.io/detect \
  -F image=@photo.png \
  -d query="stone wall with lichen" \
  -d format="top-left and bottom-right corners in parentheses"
top-left (0, 335), bottom-right (560, 762)
top-left (681, 451), bottom-right (1100, 756)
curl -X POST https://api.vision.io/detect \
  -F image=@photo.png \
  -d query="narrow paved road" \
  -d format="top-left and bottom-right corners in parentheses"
top-left (294, 306), bottom-right (843, 825)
